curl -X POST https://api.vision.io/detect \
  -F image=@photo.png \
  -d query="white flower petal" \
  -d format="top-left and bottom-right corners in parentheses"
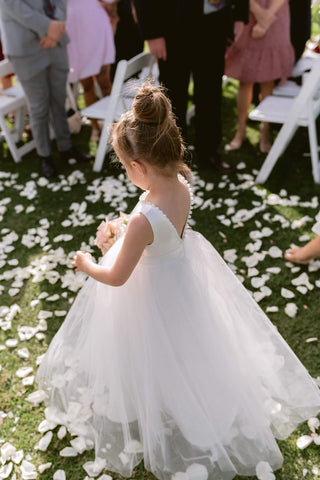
top-left (307, 417), bottom-right (320, 433)
top-left (266, 267), bottom-right (281, 274)
top-left (83, 458), bottom-right (107, 477)
top-left (12, 449), bottom-right (24, 464)
top-left (53, 470), bottom-right (66, 480)
top-left (0, 462), bottom-right (13, 479)
top-left (281, 288), bottom-right (295, 299)
top-left (38, 419), bottom-right (57, 433)
top-left (296, 285), bottom-right (308, 295)
top-left (256, 461), bottom-right (274, 480)
top-left (292, 272), bottom-right (314, 290)
top-left (20, 460), bottom-right (37, 479)
top-left (306, 337), bottom-right (318, 343)
top-left (266, 306), bottom-right (279, 313)
top-left (1, 442), bottom-right (16, 463)
top-left (22, 375), bottom-right (35, 386)
top-left (70, 437), bottom-right (87, 454)
top-left (223, 249), bottom-right (237, 263)
top-left (26, 390), bottom-right (47, 406)
top-left (17, 348), bottom-right (30, 359)
top-left (284, 303), bottom-right (298, 318)
top-left (38, 463), bottom-right (52, 473)
top-left (248, 267), bottom-right (259, 277)
top-left (57, 426), bottom-right (67, 440)
top-left (59, 447), bottom-right (78, 457)
top-left (251, 277), bottom-right (265, 289)
top-left (16, 367), bottom-right (33, 378)
top-left (268, 246), bottom-right (282, 258)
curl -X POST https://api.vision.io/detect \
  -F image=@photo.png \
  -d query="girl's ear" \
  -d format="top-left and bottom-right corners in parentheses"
top-left (131, 159), bottom-right (147, 176)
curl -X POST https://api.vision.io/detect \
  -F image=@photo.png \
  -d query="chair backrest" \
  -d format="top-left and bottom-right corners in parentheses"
top-left (102, 51), bottom-right (156, 124)
top-left (111, 52), bottom-right (155, 98)
top-left (288, 55), bottom-right (320, 121)
top-left (91, 52), bottom-right (156, 172)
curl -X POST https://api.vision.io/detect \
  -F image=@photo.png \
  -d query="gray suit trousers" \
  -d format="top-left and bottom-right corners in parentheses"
top-left (9, 45), bottom-right (72, 157)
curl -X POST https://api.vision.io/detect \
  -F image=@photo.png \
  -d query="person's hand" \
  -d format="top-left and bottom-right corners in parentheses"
top-left (72, 251), bottom-right (94, 272)
top-left (47, 20), bottom-right (66, 42)
top-left (40, 35), bottom-right (57, 49)
top-left (148, 38), bottom-right (167, 61)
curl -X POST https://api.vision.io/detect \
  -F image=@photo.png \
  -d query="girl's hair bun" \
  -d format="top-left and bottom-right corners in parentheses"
top-left (133, 82), bottom-right (170, 125)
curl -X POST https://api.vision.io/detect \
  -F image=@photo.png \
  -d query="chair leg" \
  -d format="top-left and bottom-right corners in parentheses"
top-left (255, 135), bottom-right (288, 184)
top-left (255, 121), bottom-right (299, 183)
top-left (308, 118), bottom-right (320, 183)
top-left (0, 115), bottom-right (20, 162)
top-left (93, 123), bottom-right (111, 172)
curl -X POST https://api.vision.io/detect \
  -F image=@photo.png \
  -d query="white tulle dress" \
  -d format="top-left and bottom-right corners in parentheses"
top-left (36, 181), bottom-right (320, 480)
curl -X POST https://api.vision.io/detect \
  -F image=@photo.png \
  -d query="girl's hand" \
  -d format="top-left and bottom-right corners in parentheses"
top-left (72, 251), bottom-right (94, 272)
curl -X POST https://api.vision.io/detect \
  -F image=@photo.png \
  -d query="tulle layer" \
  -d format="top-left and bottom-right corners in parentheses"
top-left (37, 230), bottom-right (320, 480)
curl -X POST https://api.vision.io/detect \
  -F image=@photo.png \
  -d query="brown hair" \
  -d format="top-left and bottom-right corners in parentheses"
top-left (110, 82), bottom-right (190, 178)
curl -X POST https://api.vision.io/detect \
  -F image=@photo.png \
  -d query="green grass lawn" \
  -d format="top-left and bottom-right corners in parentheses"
top-left (1, 40), bottom-right (320, 480)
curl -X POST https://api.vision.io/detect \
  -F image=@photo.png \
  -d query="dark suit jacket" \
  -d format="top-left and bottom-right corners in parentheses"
top-left (133, 0), bottom-right (249, 42)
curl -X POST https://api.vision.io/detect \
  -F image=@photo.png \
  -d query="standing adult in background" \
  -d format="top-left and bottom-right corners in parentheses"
top-left (66, 0), bottom-right (116, 143)
top-left (289, 0), bottom-right (311, 62)
top-left (133, 0), bottom-right (249, 173)
top-left (224, 0), bottom-right (294, 153)
top-left (110, 0), bottom-right (144, 81)
top-left (0, 0), bottom-right (91, 179)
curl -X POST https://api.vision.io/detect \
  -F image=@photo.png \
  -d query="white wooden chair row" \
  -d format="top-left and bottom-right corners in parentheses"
top-left (0, 53), bottom-right (157, 171)
top-left (0, 59), bottom-right (82, 163)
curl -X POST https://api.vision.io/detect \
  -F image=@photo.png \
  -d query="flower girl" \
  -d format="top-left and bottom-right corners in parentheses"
top-left (37, 83), bottom-right (320, 480)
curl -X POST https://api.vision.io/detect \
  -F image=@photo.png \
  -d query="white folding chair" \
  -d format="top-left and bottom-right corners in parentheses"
top-left (0, 59), bottom-right (36, 162)
top-left (81, 52), bottom-right (156, 172)
top-left (272, 50), bottom-right (320, 98)
top-left (248, 55), bottom-right (320, 184)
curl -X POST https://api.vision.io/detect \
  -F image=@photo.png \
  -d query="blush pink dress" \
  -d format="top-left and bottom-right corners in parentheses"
top-left (66, 0), bottom-right (115, 83)
top-left (225, 0), bottom-right (295, 83)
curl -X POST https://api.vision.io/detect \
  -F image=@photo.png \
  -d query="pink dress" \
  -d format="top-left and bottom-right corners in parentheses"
top-left (225, 0), bottom-right (295, 83)
top-left (66, 0), bottom-right (115, 83)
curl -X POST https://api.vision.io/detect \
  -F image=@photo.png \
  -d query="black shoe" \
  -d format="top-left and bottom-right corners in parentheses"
top-left (60, 148), bottom-right (93, 163)
top-left (208, 154), bottom-right (234, 173)
top-left (40, 156), bottom-right (57, 179)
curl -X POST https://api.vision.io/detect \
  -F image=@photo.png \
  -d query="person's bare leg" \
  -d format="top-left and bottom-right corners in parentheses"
top-left (96, 64), bottom-right (112, 97)
top-left (81, 76), bottom-right (100, 138)
top-left (259, 81), bottom-right (274, 153)
top-left (285, 236), bottom-right (320, 264)
top-left (1, 75), bottom-right (13, 90)
top-left (250, 0), bottom-right (286, 39)
top-left (225, 82), bottom-right (253, 151)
